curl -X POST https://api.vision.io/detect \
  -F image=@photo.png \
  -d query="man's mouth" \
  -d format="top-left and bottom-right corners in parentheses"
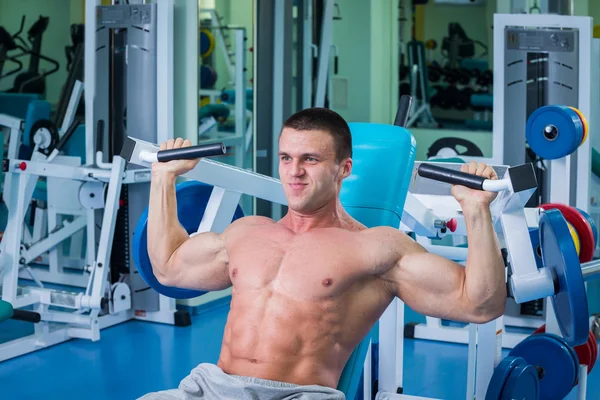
top-left (288, 183), bottom-right (307, 190)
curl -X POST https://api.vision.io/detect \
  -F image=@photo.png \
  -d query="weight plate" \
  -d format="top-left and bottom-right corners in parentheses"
top-left (485, 356), bottom-right (528, 400)
top-left (509, 333), bottom-right (578, 399)
top-left (132, 181), bottom-right (244, 299)
top-left (501, 363), bottom-right (540, 400)
top-left (575, 207), bottom-right (597, 249)
top-left (533, 324), bottom-right (593, 375)
top-left (526, 105), bottom-right (583, 159)
top-left (569, 106), bottom-right (588, 145)
top-left (567, 221), bottom-right (581, 256)
top-left (590, 330), bottom-right (598, 372)
top-left (200, 29), bottom-right (215, 58)
top-left (574, 340), bottom-right (593, 376)
top-left (531, 324), bottom-right (582, 381)
top-left (539, 209), bottom-right (590, 346)
top-left (539, 203), bottom-right (595, 263)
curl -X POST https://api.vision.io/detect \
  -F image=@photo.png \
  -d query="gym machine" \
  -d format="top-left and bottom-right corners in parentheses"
top-left (92, 1), bottom-right (183, 326)
top-left (3, 16), bottom-right (59, 95)
top-left (0, 0), bottom-right (181, 361)
top-left (408, 14), bottom-right (598, 353)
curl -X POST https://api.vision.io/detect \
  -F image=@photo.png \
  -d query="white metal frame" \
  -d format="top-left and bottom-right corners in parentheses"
top-left (0, 117), bottom-right (134, 361)
top-left (372, 163), bottom-right (590, 399)
top-left (0, 0), bottom-right (182, 361)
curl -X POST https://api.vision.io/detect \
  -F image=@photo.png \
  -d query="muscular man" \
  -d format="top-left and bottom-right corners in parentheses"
top-left (141, 108), bottom-right (506, 400)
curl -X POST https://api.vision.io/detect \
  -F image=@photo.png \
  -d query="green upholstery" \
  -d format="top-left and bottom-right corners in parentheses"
top-left (0, 299), bottom-right (14, 322)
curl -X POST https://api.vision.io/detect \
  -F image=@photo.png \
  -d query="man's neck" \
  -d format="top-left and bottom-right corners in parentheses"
top-left (281, 200), bottom-right (348, 233)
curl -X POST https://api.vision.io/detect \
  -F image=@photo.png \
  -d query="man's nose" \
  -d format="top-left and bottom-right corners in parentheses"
top-left (289, 160), bottom-right (304, 176)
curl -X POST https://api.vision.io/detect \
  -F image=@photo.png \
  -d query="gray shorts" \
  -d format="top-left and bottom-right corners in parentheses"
top-left (138, 363), bottom-right (346, 400)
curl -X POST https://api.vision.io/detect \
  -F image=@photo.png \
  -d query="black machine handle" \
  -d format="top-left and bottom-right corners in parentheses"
top-left (155, 143), bottom-right (226, 162)
top-left (13, 16), bottom-right (26, 41)
top-left (12, 309), bottom-right (41, 323)
top-left (96, 120), bottom-right (104, 154)
top-left (394, 95), bottom-right (413, 128)
top-left (417, 163), bottom-right (486, 191)
top-left (54, 118), bottom-right (82, 153)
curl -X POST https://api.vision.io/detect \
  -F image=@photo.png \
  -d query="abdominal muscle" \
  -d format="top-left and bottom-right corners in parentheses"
top-left (217, 286), bottom-right (357, 388)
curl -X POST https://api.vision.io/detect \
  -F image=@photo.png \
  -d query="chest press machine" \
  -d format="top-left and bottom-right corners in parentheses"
top-left (121, 93), bottom-right (599, 399)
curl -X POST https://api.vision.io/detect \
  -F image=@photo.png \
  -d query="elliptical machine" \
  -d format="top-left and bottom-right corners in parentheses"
top-left (6, 15), bottom-right (59, 95)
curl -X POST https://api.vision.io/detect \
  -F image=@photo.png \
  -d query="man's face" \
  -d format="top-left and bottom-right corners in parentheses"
top-left (278, 128), bottom-right (351, 213)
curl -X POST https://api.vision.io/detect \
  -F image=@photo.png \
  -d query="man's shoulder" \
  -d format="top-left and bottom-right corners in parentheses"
top-left (231, 215), bottom-right (276, 228)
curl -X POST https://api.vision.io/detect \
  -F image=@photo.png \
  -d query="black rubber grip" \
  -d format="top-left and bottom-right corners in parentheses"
top-left (55, 118), bottom-right (82, 152)
top-left (157, 143), bottom-right (226, 162)
top-left (394, 95), bottom-right (412, 128)
top-left (417, 163), bottom-right (485, 190)
top-left (96, 120), bottom-right (104, 153)
top-left (12, 309), bottom-right (41, 323)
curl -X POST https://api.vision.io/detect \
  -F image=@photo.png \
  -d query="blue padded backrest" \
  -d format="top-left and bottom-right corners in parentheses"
top-left (340, 122), bottom-right (417, 229)
top-left (337, 122), bottom-right (416, 399)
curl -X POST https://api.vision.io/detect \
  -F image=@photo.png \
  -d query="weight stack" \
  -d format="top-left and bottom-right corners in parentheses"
top-left (110, 187), bottom-right (130, 283)
top-left (95, 4), bottom-right (162, 312)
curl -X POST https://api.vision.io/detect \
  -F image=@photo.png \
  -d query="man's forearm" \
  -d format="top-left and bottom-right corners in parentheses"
top-left (462, 201), bottom-right (506, 314)
top-left (147, 171), bottom-right (190, 269)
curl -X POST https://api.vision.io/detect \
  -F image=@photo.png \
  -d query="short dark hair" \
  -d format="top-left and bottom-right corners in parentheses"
top-left (282, 107), bottom-right (352, 162)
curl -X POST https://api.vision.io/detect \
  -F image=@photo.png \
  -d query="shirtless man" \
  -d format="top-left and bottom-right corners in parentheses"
top-left (141, 107), bottom-right (506, 400)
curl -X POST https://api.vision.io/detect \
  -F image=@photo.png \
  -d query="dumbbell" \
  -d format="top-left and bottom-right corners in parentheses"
top-left (455, 87), bottom-right (473, 111)
top-left (477, 70), bottom-right (493, 86)
top-left (431, 86), bottom-right (450, 109)
top-left (456, 68), bottom-right (472, 85)
top-left (428, 64), bottom-right (443, 83)
top-left (443, 67), bottom-right (458, 84)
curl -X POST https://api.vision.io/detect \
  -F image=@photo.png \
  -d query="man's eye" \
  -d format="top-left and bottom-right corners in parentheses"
top-left (307, 157), bottom-right (317, 162)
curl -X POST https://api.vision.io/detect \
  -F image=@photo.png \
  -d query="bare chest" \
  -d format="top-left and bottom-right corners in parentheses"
top-left (226, 227), bottom-right (363, 298)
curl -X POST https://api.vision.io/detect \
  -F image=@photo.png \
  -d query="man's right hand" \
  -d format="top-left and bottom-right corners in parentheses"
top-left (151, 138), bottom-right (201, 177)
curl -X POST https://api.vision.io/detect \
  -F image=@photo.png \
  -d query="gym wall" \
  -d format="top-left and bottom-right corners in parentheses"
top-left (330, 0), bottom-right (399, 125)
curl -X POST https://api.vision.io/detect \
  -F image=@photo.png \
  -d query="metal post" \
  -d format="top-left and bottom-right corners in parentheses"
top-left (234, 28), bottom-right (247, 169)
top-left (314, 0), bottom-right (334, 108)
top-left (157, 0), bottom-right (174, 144)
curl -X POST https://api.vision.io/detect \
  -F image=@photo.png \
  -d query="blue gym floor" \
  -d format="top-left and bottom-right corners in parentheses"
top-left (0, 301), bottom-right (598, 400)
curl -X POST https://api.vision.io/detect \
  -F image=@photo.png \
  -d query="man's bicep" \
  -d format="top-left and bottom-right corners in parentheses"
top-left (162, 231), bottom-right (232, 291)
top-left (384, 248), bottom-right (471, 321)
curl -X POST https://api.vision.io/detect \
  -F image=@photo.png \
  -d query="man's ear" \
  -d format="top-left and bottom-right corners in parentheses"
top-left (341, 158), bottom-right (352, 179)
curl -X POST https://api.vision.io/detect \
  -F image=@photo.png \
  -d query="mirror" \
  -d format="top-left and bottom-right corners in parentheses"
top-left (400, 0), bottom-right (495, 162)
top-left (198, 0), bottom-right (254, 215)
top-left (0, 1), bottom-right (85, 122)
